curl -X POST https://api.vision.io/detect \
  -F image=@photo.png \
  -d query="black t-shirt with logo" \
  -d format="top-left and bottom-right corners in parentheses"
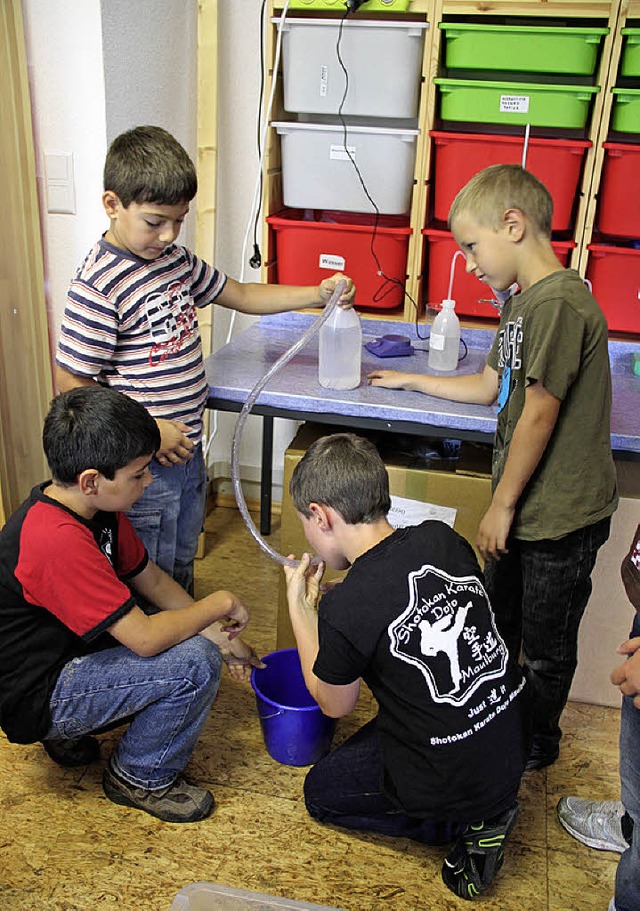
top-left (314, 520), bottom-right (528, 823)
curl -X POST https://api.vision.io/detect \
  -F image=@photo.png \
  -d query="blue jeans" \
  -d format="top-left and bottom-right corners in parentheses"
top-left (44, 637), bottom-right (221, 790)
top-left (484, 517), bottom-right (611, 753)
top-left (616, 613), bottom-right (640, 911)
top-left (303, 719), bottom-right (460, 844)
top-left (127, 443), bottom-right (206, 595)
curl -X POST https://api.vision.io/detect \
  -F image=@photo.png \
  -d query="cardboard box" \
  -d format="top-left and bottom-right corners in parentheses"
top-left (277, 423), bottom-right (493, 649)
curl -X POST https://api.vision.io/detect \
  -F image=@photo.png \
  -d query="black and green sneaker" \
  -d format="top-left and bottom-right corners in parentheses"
top-left (442, 803), bottom-right (520, 900)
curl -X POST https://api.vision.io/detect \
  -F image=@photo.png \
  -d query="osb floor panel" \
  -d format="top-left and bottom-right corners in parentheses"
top-left (0, 506), bottom-right (622, 910)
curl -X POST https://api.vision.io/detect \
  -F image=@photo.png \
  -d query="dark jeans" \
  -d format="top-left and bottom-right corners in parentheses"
top-left (303, 719), bottom-right (460, 845)
top-left (484, 516), bottom-right (611, 753)
top-left (616, 613), bottom-right (640, 911)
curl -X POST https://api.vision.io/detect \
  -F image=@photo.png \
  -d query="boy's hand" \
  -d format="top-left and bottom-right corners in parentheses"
top-left (219, 637), bottom-right (266, 682)
top-left (318, 273), bottom-right (355, 309)
top-left (284, 553), bottom-right (325, 613)
top-left (201, 591), bottom-right (250, 639)
top-left (612, 640), bottom-right (640, 707)
top-left (476, 501), bottom-right (514, 561)
top-left (155, 418), bottom-right (195, 466)
top-left (368, 370), bottom-right (412, 390)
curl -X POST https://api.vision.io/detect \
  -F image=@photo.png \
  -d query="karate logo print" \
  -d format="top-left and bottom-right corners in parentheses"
top-left (388, 565), bottom-right (507, 706)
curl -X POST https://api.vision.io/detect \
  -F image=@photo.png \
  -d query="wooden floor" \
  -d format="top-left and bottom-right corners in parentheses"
top-left (0, 506), bottom-right (623, 911)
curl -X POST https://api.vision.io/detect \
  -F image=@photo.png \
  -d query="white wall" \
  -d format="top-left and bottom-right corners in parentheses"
top-left (23, 0), bottom-right (295, 499)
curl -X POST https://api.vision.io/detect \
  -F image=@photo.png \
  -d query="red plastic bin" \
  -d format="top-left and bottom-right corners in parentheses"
top-left (596, 143), bottom-right (640, 239)
top-left (423, 228), bottom-right (576, 319)
top-left (586, 244), bottom-right (640, 333)
top-left (429, 131), bottom-right (591, 232)
top-left (267, 209), bottom-right (412, 310)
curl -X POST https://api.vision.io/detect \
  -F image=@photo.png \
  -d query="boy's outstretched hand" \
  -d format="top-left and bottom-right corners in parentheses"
top-left (318, 273), bottom-right (355, 309)
top-left (368, 369), bottom-right (413, 390)
top-left (219, 637), bottom-right (266, 682)
top-left (284, 553), bottom-right (325, 614)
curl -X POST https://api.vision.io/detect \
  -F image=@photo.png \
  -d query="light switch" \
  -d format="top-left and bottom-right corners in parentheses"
top-left (44, 151), bottom-right (76, 215)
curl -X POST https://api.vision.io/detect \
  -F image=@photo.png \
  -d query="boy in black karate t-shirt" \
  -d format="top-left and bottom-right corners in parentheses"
top-left (283, 433), bottom-right (529, 901)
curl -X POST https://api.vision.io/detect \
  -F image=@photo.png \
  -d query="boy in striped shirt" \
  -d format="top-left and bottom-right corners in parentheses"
top-left (56, 125), bottom-right (353, 595)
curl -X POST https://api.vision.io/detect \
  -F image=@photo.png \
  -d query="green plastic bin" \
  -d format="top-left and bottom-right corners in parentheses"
top-left (620, 28), bottom-right (640, 77)
top-left (439, 23), bottom-right (608, 75)
top-left (611, 87), bottom-right (640, 134)
top-left (434, 78), bottom-right (599, 128)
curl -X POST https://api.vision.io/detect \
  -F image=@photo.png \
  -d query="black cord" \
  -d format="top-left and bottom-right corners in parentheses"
top-left (335, 10), bottom-right (427, 339)
top-left (251, 0), bottom-right (268, 270)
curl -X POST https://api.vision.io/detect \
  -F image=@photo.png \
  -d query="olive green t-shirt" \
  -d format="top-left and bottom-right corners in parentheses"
top-left (486, 269), bottom-right (618, 541)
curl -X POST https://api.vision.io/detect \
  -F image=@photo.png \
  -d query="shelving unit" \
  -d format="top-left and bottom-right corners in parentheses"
top-left (263, 0), bottom-right (639, 340)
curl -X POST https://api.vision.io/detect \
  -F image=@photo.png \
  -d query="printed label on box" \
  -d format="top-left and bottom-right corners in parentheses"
top-left (319, 253), bottom-right (346, 271)
top-left (500, 95), bottom-right (530, 114)
top-left (330, 144), bottom-right (356, 161)
top-left (320, 65), bottom-right (328, 98)
top-left (388, 495), bottom-right (457, 530)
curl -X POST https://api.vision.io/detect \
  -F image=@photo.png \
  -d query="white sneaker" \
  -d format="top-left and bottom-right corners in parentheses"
top-left (557, 797), bottom-right (628, 853)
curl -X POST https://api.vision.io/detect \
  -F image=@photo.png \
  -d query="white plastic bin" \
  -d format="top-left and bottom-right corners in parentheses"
top-left (272, 118), bottom-right (419, 215)
top-left (170, 882), bottom-right (345, 911)
top-left (273, 17), bottom-right (428, 118)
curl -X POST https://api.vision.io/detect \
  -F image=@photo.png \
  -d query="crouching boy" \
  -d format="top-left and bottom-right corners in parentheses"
top-left (283, 433), bottom-right (529, 899)
top-left (0, 386), bottom-right (262, 823)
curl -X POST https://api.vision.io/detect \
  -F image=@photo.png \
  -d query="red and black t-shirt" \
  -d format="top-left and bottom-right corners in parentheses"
top-left (0, 483), bottom-right (147, 743)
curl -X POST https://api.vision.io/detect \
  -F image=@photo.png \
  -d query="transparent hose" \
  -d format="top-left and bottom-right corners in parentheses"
top-left (230, 280), bottom-right (347, 568)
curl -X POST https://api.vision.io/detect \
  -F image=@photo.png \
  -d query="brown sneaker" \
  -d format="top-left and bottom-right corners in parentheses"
top-left (102, 763), bottom-right (214, 823)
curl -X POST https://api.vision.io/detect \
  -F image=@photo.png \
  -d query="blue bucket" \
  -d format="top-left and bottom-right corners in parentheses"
top-left (251, 648), bottom-right (337, 766)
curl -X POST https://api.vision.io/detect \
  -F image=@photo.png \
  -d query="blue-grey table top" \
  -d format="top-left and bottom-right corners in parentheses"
top-left (205, 312), bottom-right (640, 454)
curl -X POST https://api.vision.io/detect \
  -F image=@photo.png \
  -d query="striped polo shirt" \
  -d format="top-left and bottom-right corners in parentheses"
top-left (56, 238), bottom-right (227, 444)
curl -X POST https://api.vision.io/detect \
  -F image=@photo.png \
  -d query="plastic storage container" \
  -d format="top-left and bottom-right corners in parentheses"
top-left (288, 0), bottom-right (409, 8)
top-left (266, 209), bottom-right (411, 310)
top-left (611, 88), bottom-right (640, 134)
top-left (319, 304), bottom-right (363, 390)
top-left (274, 17), bottom-right (428, 117)
top-left (586, 244), bottom-right (640, 334)
top-left (620, 28), bottom-right (640, 77)
top-left (170, 882), bottom-right (345, 911)
top-left (428, 298), bottom-right (461, 371)
top-left (596, 142), bottom-right (640, 238)
top-left (272, 118), bottom-right (419, 215)
top-left (438, 22), bottom-right (608, 75)
top-left (434, 78), bottom-right (599, 129)
top-left (423, 228), bottom-right (576, 319)
top-left (430, 132), bottom-right (590, 232)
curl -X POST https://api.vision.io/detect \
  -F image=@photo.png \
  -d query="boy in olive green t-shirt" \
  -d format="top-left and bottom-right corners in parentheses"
top-left (369, 164), bottom-right (618, 771)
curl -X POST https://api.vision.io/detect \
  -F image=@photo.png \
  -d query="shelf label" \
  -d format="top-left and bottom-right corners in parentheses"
top-left (499, 94), bottom-right (530, 114)
top-left (319, 65), bottom-right (328, 97)
top-left (330, 144), bottom-right (356, 161)
top-left (319, 253), bottom-right (346, 271)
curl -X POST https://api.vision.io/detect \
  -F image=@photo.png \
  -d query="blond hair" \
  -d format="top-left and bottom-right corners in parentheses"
top-left (448, 164), bottom-right (553, 238)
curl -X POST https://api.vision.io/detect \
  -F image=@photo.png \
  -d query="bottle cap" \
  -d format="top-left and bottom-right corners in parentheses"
top-left (442, 298), bottom-right (456, 308)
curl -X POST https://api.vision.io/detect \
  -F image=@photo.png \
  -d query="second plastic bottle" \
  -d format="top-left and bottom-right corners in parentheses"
top-left (428, 298), bottom-right (460, 372)
top-left (318, 305), bottom-right (362, 390)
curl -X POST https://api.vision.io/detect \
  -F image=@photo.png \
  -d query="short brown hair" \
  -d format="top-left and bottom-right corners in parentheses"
top-left (290, 434), bottom-right (391, 524)
top-left (104, 125), bottom-right (197, 207)
top-left (448, 164), bottom-right (553, 238)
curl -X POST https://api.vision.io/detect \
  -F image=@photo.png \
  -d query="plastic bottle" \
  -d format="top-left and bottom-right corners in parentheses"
top-left (428, 298), bottom-right (460, 372)
top-left (318, 305), bottom-right (362, 390)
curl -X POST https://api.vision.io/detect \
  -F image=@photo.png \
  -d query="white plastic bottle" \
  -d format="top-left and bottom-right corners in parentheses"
top-left (428, 298), bottom-right (460, 372)
top-left (318, 305), bottom-right (362, 390)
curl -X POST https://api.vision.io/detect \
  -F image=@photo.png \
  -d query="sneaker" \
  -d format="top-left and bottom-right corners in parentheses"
top-left (525, 736), bottom-right (560, 771)
top-left (102, 763), bottom-right (214, 823)
top-left (42, 735), bottom-right (101, 768)
top-left (556, 797), bottom-right (628, 853)
top-left (442, 803), bottom-right (520, 900)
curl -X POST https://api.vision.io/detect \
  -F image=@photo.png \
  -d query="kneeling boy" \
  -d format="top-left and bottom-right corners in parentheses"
top-left (0, 385), bottom-right (262, 823)
top-left (284, 433), bottom-right (529, 899)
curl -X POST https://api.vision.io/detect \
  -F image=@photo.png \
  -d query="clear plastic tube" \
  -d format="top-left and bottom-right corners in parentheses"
top-left (230, 280), bottom-right (346, 568)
